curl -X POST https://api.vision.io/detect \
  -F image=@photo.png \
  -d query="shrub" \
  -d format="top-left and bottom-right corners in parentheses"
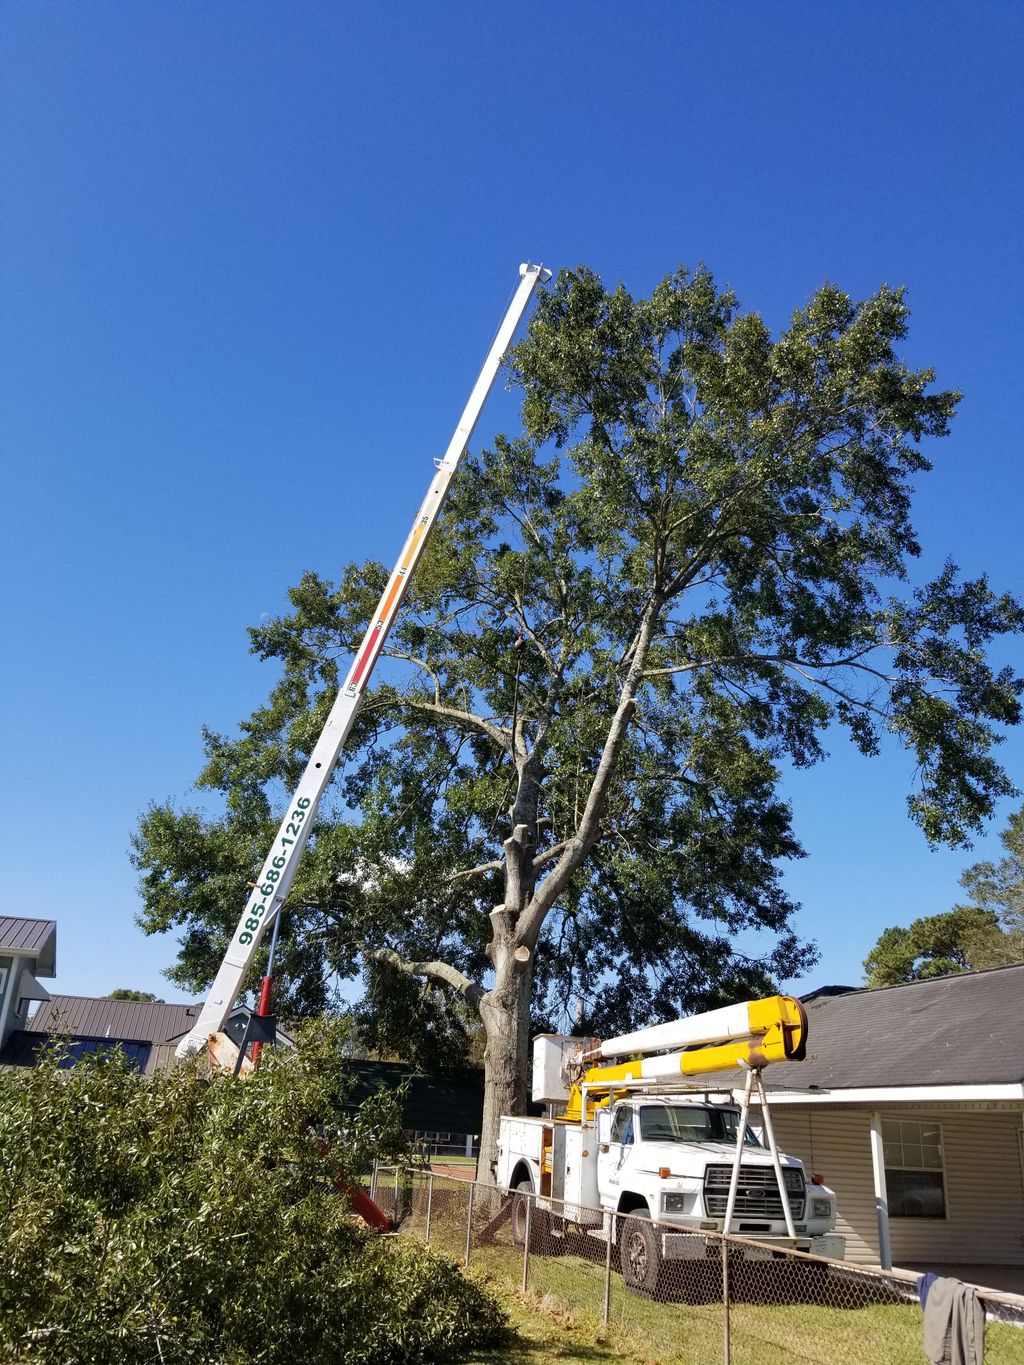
top-left (0, 1020), bottom-right (506, 1363)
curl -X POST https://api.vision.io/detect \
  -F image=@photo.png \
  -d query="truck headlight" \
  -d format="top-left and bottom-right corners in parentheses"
top-left (811, 1198), bottom-right (832, 1219)
top-left (663, 1193), bottom-right (688, 1213)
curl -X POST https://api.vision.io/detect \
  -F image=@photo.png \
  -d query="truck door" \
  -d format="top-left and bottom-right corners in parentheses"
top-left (598, 1103), bottom-right (635, 1198)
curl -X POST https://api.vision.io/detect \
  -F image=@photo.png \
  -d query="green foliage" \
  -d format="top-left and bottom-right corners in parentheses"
top-left (106, 989), bottom-right (160, 1001)
top-left (0, 1022), bottom-right (505, 1364)
top-left (956, 801), bottom-right (1024, 964)
top-left (133, 262), bottom-right (1022, 1057)
top-left (864, 802), bottom-right (1024, 984)
top-left (862, 906), bottom-right (1003, 986)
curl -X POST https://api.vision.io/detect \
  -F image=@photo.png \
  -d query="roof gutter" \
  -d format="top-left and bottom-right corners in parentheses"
top-left (734, 1083), bottom-right (1024, 1106)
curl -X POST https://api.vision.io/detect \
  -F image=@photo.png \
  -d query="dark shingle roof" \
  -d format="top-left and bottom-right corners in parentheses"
top-left (27, 995), bottom-right (201, 1045)
top-left (706, 965), bottom-right (1024, 1093)
top-left (0, 917), bottom-right (56, 975)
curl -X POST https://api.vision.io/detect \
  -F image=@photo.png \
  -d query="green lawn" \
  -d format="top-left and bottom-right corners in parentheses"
top-left (451, 1247), bottom-right (1024, 1365)
top-left (390, 1181), bottom-right (1024, 1364)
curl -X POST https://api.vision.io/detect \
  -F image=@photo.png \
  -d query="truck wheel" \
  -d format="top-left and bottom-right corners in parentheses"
top-left (511, 1179), bottom-right (549, 1252)
top-left (619, 1211), bottom-right (664, 1297)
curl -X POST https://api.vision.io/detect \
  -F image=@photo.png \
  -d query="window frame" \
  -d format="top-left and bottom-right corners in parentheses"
top-left (882, 1116), bottom-right (948, 1222)
top-left (610, 1104), bottom-right (635, 1146)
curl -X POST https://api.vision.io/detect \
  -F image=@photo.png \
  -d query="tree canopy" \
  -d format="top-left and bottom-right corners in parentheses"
top-left (134, 263), bottom-right (1022, 1171)
top-left (863, 905), bottom-right (1002, 986)
top-left (957, 802), bottom-right (1024, 958)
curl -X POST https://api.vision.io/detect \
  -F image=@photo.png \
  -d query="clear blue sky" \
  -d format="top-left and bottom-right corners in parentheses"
top-left (2, 2), bottom-right (1022, 1005)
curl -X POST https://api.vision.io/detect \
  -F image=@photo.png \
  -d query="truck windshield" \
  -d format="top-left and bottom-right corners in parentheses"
top-left (638, 1105), bottom-right (761, 1146)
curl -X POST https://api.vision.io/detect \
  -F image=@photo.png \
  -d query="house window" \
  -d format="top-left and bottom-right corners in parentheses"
top-left (882, 1118), bottom-right (946, 1218)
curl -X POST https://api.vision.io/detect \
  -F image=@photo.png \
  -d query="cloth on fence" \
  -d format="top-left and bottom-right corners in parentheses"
top-left (918, 1272), bottom-right (939, 1307)
top-left (919, 1275), bottom-right (985, 1365)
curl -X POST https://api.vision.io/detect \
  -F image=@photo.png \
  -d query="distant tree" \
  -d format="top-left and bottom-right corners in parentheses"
top-left (863, 906), bottom-right (1004, 986)
top-left (955, 802), bottom-right (1024, 967)
top-left (105, 989), bottom-right (160, 1002)
top-left (865, 804), bottom-right (1024, 984)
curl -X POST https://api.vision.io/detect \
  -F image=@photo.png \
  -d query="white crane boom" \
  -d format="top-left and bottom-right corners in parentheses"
top-left (176, 263), bottom-right (551, 1058)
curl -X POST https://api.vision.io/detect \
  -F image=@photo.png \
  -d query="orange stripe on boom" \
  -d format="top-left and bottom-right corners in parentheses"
top-left (349, 521), bottom-right (428, 690)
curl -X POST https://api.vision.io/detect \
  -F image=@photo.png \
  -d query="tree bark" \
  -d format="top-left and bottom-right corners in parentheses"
top-left (476, 910), bottom-right (533, 1187)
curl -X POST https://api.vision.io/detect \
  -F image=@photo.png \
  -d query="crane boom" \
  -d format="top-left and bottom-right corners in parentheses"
top-left (563, 994), bottom-right (807, 1120)
top-left (176, 263), bottom-right (551, 1058)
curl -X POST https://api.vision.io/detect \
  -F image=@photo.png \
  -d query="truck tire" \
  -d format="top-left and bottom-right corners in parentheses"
top-left (618, 1211), bottom-right (665, 1297)
top-left (511, 1179), bottom-right (549, 1253)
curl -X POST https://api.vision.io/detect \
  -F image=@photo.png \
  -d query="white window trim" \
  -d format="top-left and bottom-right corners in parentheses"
top-left (882, 1116), bottom-right (949, 1222)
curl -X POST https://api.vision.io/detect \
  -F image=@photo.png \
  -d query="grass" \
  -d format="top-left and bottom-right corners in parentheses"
top-left (459, 1261), bottom-right (1024, 1365)
top-left (449, 1243), bottom-right (1024, 1365)
top-left (392, 1182), bottom-right (1024, 1364)
top-left (460, 1287), bottom-right (633, 1364)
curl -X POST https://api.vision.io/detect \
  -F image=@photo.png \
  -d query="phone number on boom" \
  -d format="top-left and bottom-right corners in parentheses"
top-left (237, 796), bottom-right (311, 946)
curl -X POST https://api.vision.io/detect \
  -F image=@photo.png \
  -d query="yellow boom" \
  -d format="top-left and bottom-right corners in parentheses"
top-left (563, 994), bottom-right (807, 1121)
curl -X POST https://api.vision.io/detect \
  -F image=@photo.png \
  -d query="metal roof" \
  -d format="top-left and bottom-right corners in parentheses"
top-left (27, 995), bottom-right (202, 1045)
top-left (699, 964), bottom-right (1024, 1094)
top-left (0, 917), bottom-right (56, 975)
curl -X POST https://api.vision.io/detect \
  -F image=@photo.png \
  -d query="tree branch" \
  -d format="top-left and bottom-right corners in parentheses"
top-left (401, 696), bottom-right (513, 753)
top-left (515, 596), bottom-right (663, 948)
top-left (450, 859), bottom-right (504, 882)
top-left (358, 943), bottom-right (484, 1009)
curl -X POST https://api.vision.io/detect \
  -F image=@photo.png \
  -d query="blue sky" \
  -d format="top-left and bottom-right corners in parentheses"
top-left (2, 2), bottom-right (1022, 1005)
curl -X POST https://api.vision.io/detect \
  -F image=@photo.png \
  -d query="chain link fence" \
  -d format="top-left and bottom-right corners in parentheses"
top-left (370, 1164), bottom-right (1024, 1364)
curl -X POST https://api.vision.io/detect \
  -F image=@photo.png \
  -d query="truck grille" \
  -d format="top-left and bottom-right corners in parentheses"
top-left (702, 1164), bottom-right (805, 1221)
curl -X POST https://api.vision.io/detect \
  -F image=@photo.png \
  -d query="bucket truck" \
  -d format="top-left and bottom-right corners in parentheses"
top-left (496, 995), bottom-right (845, 1295)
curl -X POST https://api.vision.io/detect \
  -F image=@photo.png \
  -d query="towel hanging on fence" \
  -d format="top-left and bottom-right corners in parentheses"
top-left (919, 1275), bottom-right (985, 1365)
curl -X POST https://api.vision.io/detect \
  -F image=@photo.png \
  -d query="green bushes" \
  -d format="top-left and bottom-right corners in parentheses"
top-left (0, 1022), bottom-right (506, 1364)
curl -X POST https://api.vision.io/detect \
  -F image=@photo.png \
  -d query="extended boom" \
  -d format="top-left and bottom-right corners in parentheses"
top-left (176, 263), bottom-right (551, 1058)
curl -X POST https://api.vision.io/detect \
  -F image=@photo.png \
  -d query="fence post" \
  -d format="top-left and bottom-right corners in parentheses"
top-left (425, 1171), bottom-right (434, 1246)
top-left (521, 1194), bottom-right (532, 1292)
top-left (721, 1236), bottom-right (731, 1365)
top-left (602, 1216), bottom-right (612, 1327)
top-left (369, 1160), bottom-right (379, 1204)
top-left (393, 1166), bottom-right (401, 1223)
top-left (464, 1178), bottom-right (475, 1268)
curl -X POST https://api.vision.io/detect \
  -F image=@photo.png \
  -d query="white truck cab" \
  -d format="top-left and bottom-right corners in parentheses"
top-left (496, 998), bottom-right (845, 1294)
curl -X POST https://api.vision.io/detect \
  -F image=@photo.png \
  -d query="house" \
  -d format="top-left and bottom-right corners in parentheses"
top-left (0, 993), bottom-right (207, 1073)
top-left (0, 916), bottom-right (56, 1054)
top-left (0, 914), bottom-right (301, 1073)
top-left (719, 966), bottom-right (1024, 1291)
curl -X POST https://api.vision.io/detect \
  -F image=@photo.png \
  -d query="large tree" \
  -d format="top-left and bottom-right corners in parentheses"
top-left (134, 265), bottom-right (1022, 1179)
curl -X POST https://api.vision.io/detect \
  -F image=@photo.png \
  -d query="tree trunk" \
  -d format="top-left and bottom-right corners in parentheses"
top-left (476, 927), bottom-right (533, 1188)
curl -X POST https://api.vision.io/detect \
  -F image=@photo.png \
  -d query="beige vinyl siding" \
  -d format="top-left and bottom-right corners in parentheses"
top-left (770, 1104), bottom-right (1024, 1267)
top-left (888, 1111), bottom-right (1024, 1266)
top-left (771, 1108), bottom-right (879, 1263)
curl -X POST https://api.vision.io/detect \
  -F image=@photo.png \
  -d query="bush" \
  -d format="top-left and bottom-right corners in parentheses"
top-left (0, 1020), bottom-right (506, 1363)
